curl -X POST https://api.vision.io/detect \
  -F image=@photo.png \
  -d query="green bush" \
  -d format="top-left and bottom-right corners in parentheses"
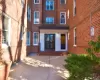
top-left (65, 36), bottom-right (100, 80)
top-left (65, 54), bottom-right (95, 80)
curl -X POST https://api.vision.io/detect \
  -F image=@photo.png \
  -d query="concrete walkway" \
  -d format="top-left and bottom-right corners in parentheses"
top-left (8, 56), bottom-right (69, 80)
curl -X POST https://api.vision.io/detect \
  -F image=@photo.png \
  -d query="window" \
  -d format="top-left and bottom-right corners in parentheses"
top-left (73, 28), bottom-right (77, 46)
top-left (20, 32), bottom-right (23, 40)
top-left (67, 9), bottom-right (69, 19)
top-left (33, 32), bottom-right (39, 46)
top-left (46, 0), bottom-right (54, 10)
top-left (27, 6), bottom-right (31, 21)
top-left (73, 0), bottom-right (76, 16)
top-left (61, 34), bottom-right (66, 49)
top-left (46, 17), bottom-right (54, 24)
top-left (34, 0), bottom-right (40, 4)
top-left (60, 12), bottom-right (66, 24)
top-left (26, 32), bottom-right (30, 46)
top-left (90, 26), bottom-right (95, 36)
top-left (60, 0), bottom-right (66, 4)
top-left (34, 11), bottom-right (40, 24)
top-left (21, 0), bottom-right (25, 8)
top-left (2, 15), bottom-right (11, 47)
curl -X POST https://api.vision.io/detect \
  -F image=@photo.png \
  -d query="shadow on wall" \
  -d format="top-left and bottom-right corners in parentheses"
top-left (0, 0), bottom-right (27, 62)
top-left (1, 0), bottom-right (13, 61)
top-left (14, 0), bottom-right (27, 62)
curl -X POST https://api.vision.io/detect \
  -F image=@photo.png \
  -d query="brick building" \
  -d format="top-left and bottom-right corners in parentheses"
top-left (0, 0), bottom-right (27, 61)
top-left (27, 0), bottom-right (69, 55)
top-left (67, 0), bottom-right (100, 54)
top-left (0, 0), bottom-right (100, 59)
top-left (27, 0), bottom-right (100, 55)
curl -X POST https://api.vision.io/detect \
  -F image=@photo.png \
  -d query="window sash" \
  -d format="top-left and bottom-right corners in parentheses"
top-left (2, 31), bottom-right (8, 44)
top-left (2, 16), bottom-right (9, 44)
top-left (46, 17), bottom-right (54, 24)
top-left (34, 0), bottom-right (40, 4)
top-left (33, 32), bottom-right (39, 45)
top-left (34, 11), bottom-right (40, 24)
top-left (60, 12), bottom-right (66, 24)
top-left (26, 32), bottom-right (30, 45)
top-left (46, 1), bottom-right (54, 10)
top-left (27, 6), bottom-right (31, 21)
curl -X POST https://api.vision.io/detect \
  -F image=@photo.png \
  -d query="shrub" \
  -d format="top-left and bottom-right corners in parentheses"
top-left (65, 54), bottom-right (95, 80)
top-left (65, 36), bottom-right (100, 80)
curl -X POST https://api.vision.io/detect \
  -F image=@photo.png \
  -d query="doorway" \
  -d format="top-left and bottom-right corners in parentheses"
top-left (45, 34), bottom-right (55, 50)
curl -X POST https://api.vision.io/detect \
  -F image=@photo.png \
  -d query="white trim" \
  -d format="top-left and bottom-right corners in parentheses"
top-left (73, 44), bottom-right (77, 47)
top-left (34, 0), bottom-right (40, 4)
top-left (73, 27), bottom-right (77, 46)
top-left (73, 0), bottom-right (76, 16)
top-left (68, 32), bottom-right (69, 40)
top-left (67, 9), bottom-right (69, 19)
top-left (33, 32), bottom-right (39, 46)
top-left (8, 18), bottom-right (11, 46)
top-left (55, 33), bottom-right (68, 51)
top-left (40, 33), bottom-right (45, 51)
top-left (34, 11), bottom-right (40, 24)
top-left (90, 26), bottom-right (95, 36)
top-left (60, 12), bottom-right (66, 24)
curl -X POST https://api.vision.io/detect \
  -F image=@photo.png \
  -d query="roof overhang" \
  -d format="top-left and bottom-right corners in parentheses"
top-left (39, 24), bottom-right (69, 33)
top-left (39, 24), bottom-right (69, 30)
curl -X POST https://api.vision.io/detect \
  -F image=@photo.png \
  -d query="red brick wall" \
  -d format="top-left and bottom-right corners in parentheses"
top-left (67, 0), bottom-right (100, 54)
top-left (27, 0), bottom-right (67, 54)
top-left (0, 0), bottom-right (27, 61)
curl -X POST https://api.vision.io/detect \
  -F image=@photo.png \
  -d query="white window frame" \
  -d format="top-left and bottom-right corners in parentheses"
top-left (33, 32), bottom-right (39, 46)
top-left (21, 0), bottom-right (25, 8)
top-left (73, 27), bottom-right (77, 47)
top-left (27, 5), bottom-right (31, 21)
top-left (68, 32), bottom-right (70, 40)
top-left (46, 17), bottom-right (54, 24)
top-left (34, 0), bottom-right (40, 4)
top-left (73, 0), bottom-right (76, 16)
top-left (67, 9), bottom-right (69, 19)
top-left (46, 0), bottom-right (54, 10)
top-left (34, 11), bottom-right (40, 24)
top-left (90, 26), bottom-right (95, 36)
top-left (2, 15), bottom-right (11, 48)
top-left (26, 31), bottom-right (30, 46)
top-left (60, 12), bottom-right (66, 24)
top-left (60, 0), bottom-right (66, 4)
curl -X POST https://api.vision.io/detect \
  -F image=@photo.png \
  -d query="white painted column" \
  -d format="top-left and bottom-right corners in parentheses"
top-left (40, 33), bottom-right (45, 51)
top-left (66, 34), bottom-right (68, 51)
top-left (55, 33), bottom-right (68, 51)
top-left (55, 33), bottom-right (60, 51)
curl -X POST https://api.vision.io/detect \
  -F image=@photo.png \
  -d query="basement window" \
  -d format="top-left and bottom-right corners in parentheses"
top-left (34, 0), bottom-right (40, 4)
top-left (60, 0), bottom-right (66, 4)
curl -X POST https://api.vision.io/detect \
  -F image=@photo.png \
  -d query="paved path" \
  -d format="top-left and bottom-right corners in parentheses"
top-left (9, 56), bottom-right (69, 80)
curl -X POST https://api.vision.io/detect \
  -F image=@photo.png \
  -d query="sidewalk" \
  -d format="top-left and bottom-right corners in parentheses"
top-left (9, 56), bottom-right (69, 80)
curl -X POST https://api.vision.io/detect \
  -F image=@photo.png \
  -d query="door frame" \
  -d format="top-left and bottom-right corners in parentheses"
top-left (45, 34), bottom-right (55, 50)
